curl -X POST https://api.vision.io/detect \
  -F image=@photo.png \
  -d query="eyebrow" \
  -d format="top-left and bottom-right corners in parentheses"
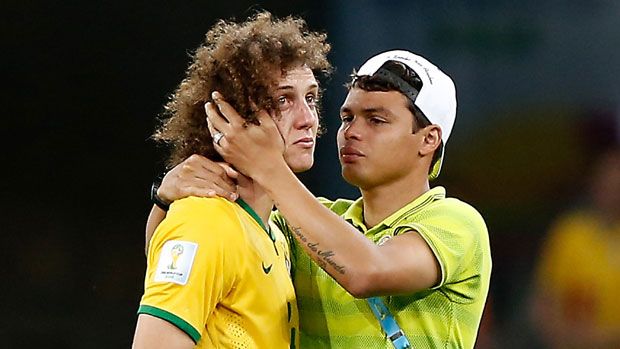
top-left (340, 106), bottom-right (390, 115)
top-left (276, 83), bottom-right (319, 92)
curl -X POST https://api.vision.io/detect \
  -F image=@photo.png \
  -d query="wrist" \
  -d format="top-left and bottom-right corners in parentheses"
top-left (150, 173), bottom-right (171, 211)
top-left (254, 158), bottom-right (292, 192)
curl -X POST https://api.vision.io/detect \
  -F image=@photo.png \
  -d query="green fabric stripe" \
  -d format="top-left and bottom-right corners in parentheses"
top-left (236, 198), bottom-right (274, 240)
top-left (138, 305), bottom-right (201, 343)
top-left (390, 195), bottom-right (436, 227)
top-left (236, 198), bottom-right (265, 229)
top-left (386, 188), bottom-right (445, 227)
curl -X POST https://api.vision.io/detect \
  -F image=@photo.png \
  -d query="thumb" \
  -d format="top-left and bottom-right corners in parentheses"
top-left (224, 166), bottom-right (240, 180)
top-left (217, 162), bottom-right (239, 179)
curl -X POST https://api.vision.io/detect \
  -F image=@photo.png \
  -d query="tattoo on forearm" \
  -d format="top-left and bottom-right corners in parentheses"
top-left (291, 226), bottom-right (346, 274)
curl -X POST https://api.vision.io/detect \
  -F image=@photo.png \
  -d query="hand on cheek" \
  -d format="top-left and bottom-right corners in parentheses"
top-left (204, 92), bottom-right (285, 178)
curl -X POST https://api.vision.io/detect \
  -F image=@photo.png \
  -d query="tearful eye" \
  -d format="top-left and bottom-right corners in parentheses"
top-left (306, 94), bottom-right (317, 107)
top-left (278, 96), bottom-right (288, 105)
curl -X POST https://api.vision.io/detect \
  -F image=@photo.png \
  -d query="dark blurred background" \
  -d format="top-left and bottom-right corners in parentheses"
top-left (3, 1), bottom-right (619, 348)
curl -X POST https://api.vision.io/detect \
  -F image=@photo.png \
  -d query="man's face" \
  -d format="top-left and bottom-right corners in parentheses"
top-left (337, 87), bottom-right (424, 189)
top-left (272, 66), bottom-right (320, 173)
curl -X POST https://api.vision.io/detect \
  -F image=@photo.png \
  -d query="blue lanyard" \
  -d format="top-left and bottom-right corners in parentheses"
top-left (366, 297), bottom-right (412, 349)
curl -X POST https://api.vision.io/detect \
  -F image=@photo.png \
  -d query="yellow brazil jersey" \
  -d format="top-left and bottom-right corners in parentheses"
top-left (272, 187), bottom-right (492, 349)
top-left (138, 197), bottom-right (299, 348)
top-left (536, 210), bottom-right (620, 330)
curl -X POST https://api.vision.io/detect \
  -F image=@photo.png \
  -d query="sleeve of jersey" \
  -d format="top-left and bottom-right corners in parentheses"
top-left (393, 200), bottom-right (488, 300)
top-left (138, 197), bottom-right (241, 343)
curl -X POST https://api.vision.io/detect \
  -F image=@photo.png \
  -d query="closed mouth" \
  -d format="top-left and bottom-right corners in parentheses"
top-left (294, 137), bottom-right (314, 148)
top-left (339, 146), bottom-right (364, 162)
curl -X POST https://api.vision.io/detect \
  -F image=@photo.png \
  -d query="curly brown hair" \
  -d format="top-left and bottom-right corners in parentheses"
top-left (153, 11), bottom-right (332, 167)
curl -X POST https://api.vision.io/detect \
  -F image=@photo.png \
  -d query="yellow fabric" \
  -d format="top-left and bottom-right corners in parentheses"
top-left (536, 210), bottom-right (620, 329)
top-left (139, 197), bottom-right (298, 348)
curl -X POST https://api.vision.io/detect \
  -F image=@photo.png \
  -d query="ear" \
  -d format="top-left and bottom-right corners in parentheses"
top-left (419, 125), bottom-right (442, 157)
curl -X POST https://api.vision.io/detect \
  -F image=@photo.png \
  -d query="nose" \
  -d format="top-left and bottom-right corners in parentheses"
top-left (293, 101), bottom-right (317, 130)
top-left (341, 117), bottom-right (361, 141)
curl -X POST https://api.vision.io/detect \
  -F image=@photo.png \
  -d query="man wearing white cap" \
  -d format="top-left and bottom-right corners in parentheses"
top-left (150, 50), bottom-right (492, 348)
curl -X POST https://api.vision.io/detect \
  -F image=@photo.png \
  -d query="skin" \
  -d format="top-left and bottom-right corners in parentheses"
top-left (133, 316), bottom-right (195, 349)
top-left (204, 86), bottom-right (442, 297)
top-left (268, 66), bottom-right (321, 173)
top-left (134, 66), bottom-right (320, 348)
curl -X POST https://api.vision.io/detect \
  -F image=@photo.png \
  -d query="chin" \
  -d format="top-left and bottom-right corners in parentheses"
top-left (341, 168), bottom-right (362, 186)
top-left (286, 152), bottom-right (315, 173)
top-left (342, 165), bottom-right (377, 189)
top-left (289, 159), bottom-right (314, 173)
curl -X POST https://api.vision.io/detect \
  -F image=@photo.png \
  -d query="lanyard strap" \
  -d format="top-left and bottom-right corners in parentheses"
top-left (367, 297), bottom-right (412, 349)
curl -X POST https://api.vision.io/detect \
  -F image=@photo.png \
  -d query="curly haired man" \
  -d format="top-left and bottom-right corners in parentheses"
top-left (132, 11), bottom-right (330, 349)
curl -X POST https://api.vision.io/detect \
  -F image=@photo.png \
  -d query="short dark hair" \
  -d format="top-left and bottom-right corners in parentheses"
top-left (347, 61), bottom-right (443, 171)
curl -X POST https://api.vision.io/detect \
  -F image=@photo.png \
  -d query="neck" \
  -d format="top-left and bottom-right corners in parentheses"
top-left (360, 173), bottom-right (430, 227)
top-left (236, 174), bottom-right (274, 228)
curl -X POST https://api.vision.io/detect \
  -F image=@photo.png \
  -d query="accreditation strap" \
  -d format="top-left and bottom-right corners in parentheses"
top-left (366, 297), bottom-right (412, 349)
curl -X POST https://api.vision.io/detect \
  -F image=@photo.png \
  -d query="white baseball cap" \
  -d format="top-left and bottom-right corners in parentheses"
top-left (355, 50), bottom-right (457, 179)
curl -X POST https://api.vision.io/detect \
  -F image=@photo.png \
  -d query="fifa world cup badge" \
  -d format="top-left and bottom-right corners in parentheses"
top-left (154, 240), bottom-right (198, 285)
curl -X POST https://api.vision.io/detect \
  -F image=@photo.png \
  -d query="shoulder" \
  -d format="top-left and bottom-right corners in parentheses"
top-left (153, 197), bottom-right (242, 244)
top-left (398, 195), bottom-right (492, 291)
top-left (409, 196), bottom-right (487, 235)
top-left (395, 195), bottom-right (490, 266)
top-left (169, 196), bottom-right (239, 220)
top-left (437, 197), bottom-right (486, 226)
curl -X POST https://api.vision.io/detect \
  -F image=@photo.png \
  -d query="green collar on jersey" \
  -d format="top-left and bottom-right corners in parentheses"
top-left (236, 198), bottom-right (275, 241)
top-left (343, 186), bottom-right (446, 232)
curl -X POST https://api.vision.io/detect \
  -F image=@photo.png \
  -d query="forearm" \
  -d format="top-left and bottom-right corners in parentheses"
top-left (257, 161), bottom-right (383, 297)
top-left (145, 205), bottom-right (166, 255)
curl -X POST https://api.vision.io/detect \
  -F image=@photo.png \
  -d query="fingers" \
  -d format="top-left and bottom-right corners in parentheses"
top-left (185, 155), bottom-right (236, 190)
top-left (160, 154), bottom-right (239, 202)
top-left (206, 113), bottom-right (218, 137)
top-left (211, 91), bottom-right (245, 127)
top-left (207, 91), bottom-right (273, 139)
top-left (177, 174), bottom-right (238, 202)
top-left (205, 102), bottom-right (228, 137)
top-left (186, 154), bottom-right (229, 180)
top-left (182, 184), bottom-right (238, 202)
